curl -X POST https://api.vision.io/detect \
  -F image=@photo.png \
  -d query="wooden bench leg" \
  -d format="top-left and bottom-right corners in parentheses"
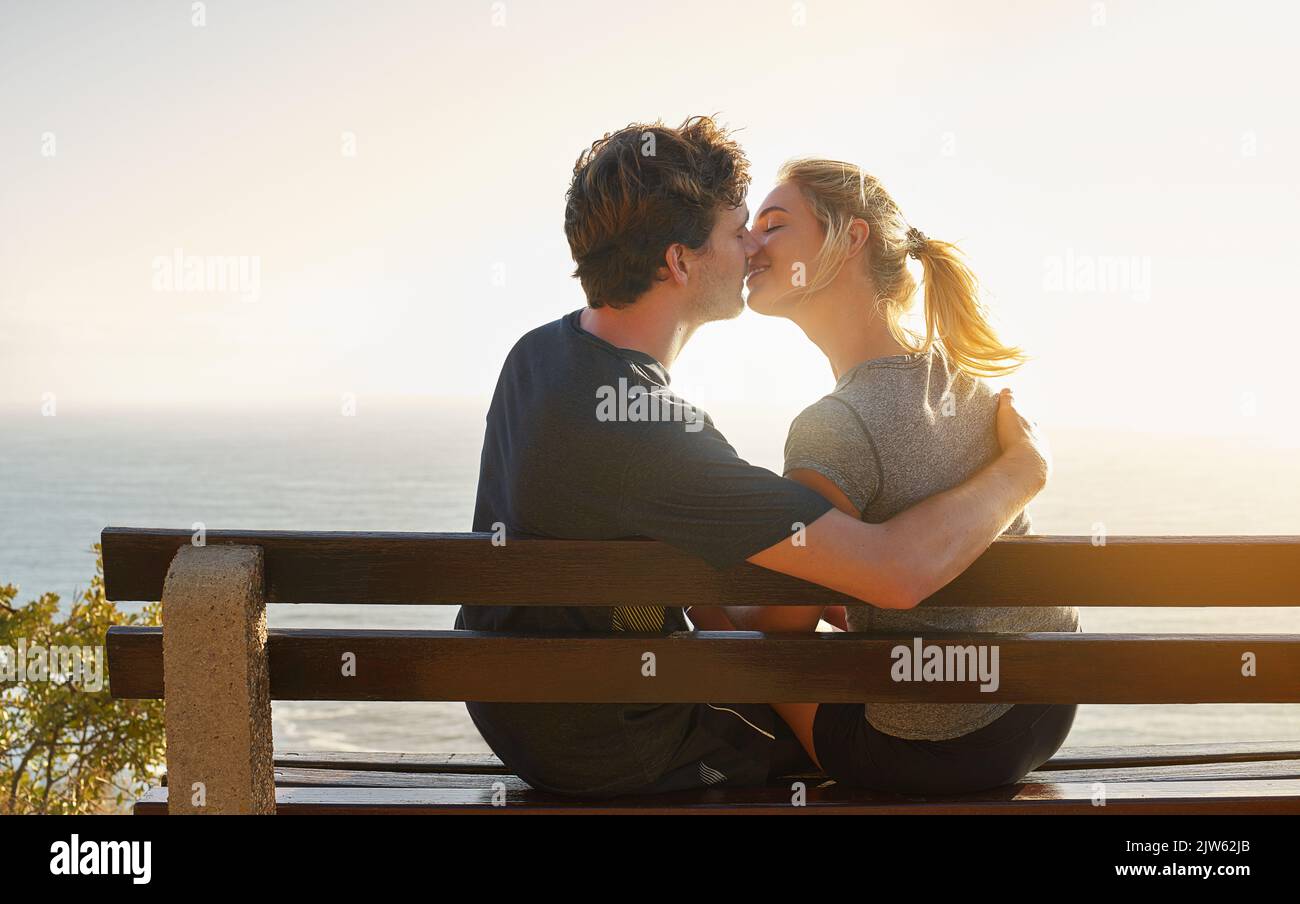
top-left (161, 545), bottom-right (275, 814)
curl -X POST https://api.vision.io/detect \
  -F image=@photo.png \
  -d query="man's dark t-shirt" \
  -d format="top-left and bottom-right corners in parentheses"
top-left (454, 310), bottom-right (832, 795)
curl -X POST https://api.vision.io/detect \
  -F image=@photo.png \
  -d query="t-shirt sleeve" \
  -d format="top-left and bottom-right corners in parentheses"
top-left (783, 397), bottom-right (883, 514)
top-left (618, 422), bottom-right (834, 570)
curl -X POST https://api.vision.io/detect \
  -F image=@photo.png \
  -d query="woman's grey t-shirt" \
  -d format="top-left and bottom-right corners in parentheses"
top-left (784, 347), bottom-right (1079, 741)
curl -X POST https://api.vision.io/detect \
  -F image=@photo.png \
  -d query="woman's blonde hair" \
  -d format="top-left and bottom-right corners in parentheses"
top-left (777, 158), bottom-right (1026, 378)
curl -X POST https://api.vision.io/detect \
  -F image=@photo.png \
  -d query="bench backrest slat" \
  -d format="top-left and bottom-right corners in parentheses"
top-left (100, 528), bottom-right (1300, 607)
top-left (105, 626), bottom-right (1300, 703)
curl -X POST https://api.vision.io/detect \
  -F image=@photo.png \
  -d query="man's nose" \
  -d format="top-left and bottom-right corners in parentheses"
top-left (742, 227), bottom-right (760, 257)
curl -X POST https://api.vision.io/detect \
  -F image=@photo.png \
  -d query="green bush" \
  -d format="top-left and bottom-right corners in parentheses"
top-left (1, 543), bottom-right (165, 814)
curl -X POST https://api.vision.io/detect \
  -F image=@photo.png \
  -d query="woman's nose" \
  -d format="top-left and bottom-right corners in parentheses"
top-left (742, 227), bottom-right (760, 257)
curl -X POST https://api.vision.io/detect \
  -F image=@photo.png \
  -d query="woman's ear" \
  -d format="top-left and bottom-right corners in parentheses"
top-left (845, 217), bottom-right (871, 258)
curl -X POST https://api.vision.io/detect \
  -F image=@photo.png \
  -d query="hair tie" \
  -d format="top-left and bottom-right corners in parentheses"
top-left (905, 226), bottom-right (928, 259)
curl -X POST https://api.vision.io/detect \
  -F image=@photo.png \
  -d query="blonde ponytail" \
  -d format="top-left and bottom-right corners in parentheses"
top-left (907, 232), bottom-right (1026, 378)
top-left (777, 158), bottom-right (1027, 379)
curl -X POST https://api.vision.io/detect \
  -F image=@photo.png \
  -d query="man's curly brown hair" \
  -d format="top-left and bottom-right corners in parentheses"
top-left (564, 115), bottom-right (751, 309)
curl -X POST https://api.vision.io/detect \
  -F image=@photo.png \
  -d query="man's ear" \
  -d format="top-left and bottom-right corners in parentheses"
top-left (845, 218), bottom-right (871, 259)
top-left (662, 242), bottom-right (690, 286)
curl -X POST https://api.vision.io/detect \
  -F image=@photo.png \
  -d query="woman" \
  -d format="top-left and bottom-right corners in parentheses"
top-left (731, 158), bottom-right (1079, 794)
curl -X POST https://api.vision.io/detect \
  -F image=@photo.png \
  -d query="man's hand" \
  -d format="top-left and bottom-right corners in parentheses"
top-left (995, 388), bottom-right (1051, 492)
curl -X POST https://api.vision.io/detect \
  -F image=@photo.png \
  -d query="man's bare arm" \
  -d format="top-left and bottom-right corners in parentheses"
top-left (723, 469), bottom-right (857, 633)
top-left (746, 388), bottom-right (1049, 610)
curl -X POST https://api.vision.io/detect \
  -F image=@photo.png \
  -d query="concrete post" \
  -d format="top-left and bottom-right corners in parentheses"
top-left (161, 544), bottom-right (275, 814)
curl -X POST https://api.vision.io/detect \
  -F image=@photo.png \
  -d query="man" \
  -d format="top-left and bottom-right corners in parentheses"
top-left (454, 115), bottom-right (1049, 797)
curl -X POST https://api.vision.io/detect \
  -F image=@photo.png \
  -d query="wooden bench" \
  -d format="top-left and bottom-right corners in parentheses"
top-left (102, 527), bottom-right (1300, 814)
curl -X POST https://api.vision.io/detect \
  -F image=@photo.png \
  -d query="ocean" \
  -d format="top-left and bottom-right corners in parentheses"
top-left (3, 399), bottom-right (1298, 753)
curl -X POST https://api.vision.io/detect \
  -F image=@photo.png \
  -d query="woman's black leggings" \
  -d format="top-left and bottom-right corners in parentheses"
top-left (812, 701), bottom-right (1078, 795)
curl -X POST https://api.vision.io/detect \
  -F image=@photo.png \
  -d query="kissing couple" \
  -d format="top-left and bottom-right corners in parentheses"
top-left (455, 115), bottom-right (1079, 797)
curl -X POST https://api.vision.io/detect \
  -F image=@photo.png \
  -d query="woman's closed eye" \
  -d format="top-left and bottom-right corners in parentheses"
top-left (763, 224), bottom-right (783, 233)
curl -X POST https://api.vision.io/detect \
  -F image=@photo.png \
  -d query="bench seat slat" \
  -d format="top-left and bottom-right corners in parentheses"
top-left (275, 751), bottom-right (511, 774)
top-left (271, 768), bottom-right (534, 789)
top-left (1032, 740), bottom-right (1300, 769)
top-left (258, 759), bottom-right (1300, 790)
top-left (266, 741), bottom-right (1300, 776)
top-left (133, 779), bottom-right (1300, 814)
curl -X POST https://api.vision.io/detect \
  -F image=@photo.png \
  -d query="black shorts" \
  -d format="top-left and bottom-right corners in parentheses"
top-left (812, 702), bottom-right (1078, 795)
top-left (633, 701), bottom-right (815, 795)
top-left (468, 700), bottom-right (814, 799)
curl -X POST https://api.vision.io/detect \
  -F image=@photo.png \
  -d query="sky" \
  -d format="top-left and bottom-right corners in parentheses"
top-left (2, 0), bottom-right (1298, 441)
